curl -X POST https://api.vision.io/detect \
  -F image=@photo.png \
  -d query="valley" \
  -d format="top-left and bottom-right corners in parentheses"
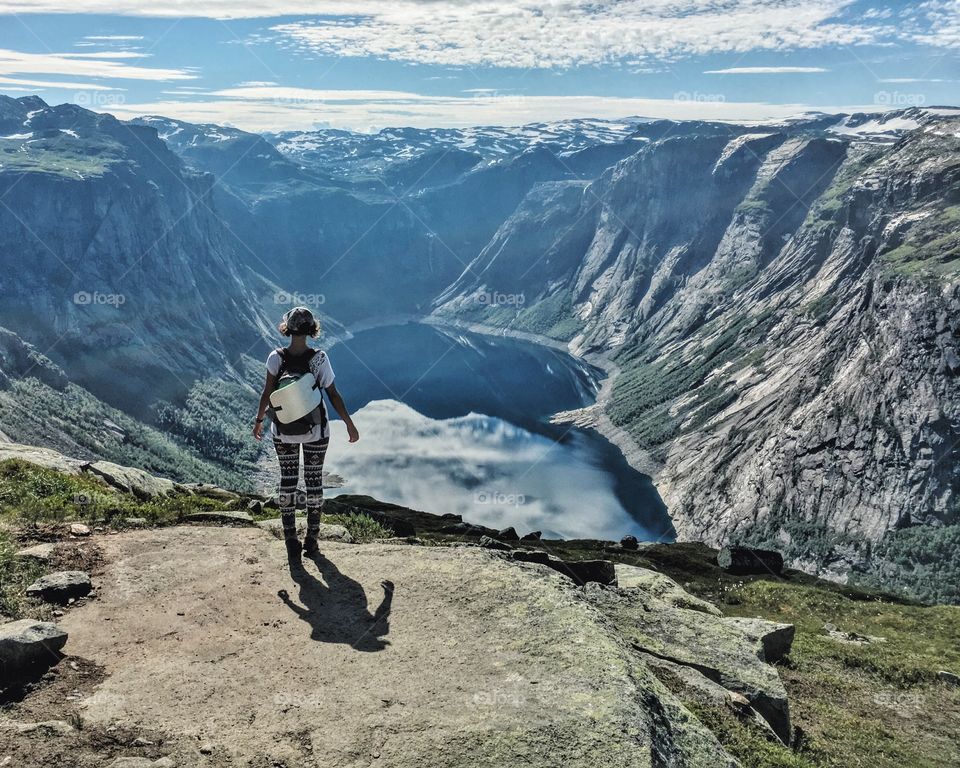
top-left (0, 95), bottom-right (957, 602)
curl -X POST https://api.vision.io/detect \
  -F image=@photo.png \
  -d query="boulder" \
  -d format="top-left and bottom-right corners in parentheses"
top-left (497, 526), bottom-right (520, 541)
top-left (177, 483), bottom-right (240, 501)
top-left (615, 564), bottom-right (723, 616)
top-left (478, 535), bottom-right (512, 551)
top-left (520, 530), bottom-right (542, 541)
top-left (620, 535), bottom-right (640, 550)
top-left (0, 620), bottom-right (68, 681)
top-left (440, 522), bottom-right (484, 536)
top-left (69, 522), bottom-right (90, 537)
top-left (26, 571), bottom-right (92, 603)
top-left (554, 559), bottom-right (616, 586)
top-left (84, 460), bottom-right (176, 499)
top-left (937, 670), bottom-right (959, 687)
top-left (583, 584), bottom-right (791, 743)
top-left (0, 441), bottom-right (85, 475)
top-left (718, 545), bottom-right (784, 576)
top-left (246, 499), bottom-right (264, 515)
top-left (511, 550), bottom-right (553, 566)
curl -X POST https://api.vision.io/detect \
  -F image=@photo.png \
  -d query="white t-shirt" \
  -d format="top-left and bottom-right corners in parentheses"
top-left (266, 348), bottom-right (335, 443)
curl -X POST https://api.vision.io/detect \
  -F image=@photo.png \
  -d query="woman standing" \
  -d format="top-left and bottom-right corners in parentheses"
top-left (253, 306), bottom-right (360, 557)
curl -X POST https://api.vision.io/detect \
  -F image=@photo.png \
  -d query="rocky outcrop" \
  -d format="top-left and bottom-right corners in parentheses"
top-left (615, 563), bottom-right (722, 615)
top-left (584, 583), bottom-right (793, 742)
top-left (53, 526), bottom-right (740, 767)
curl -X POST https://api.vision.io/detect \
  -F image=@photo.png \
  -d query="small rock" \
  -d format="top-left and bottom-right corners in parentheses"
top-left (937, 670), bottom-right (959, 687)
top-left (520, 530), bottom-right (542, 542)
top-left (26, 571), bottom-right (92, 603)
top-left (0, 619), bottom-right (68, 679)
top-left (69, 523), bottom-right (91, 537)
top-left (497, 526), bottom-right (520, 541)
top-left (478, 535), bottom-right (512, 551)
top-left (199, 742), bottom-right (214, 754)
top-left (0, 719), bottom-right (75, 736)
top-left (619, 535), bottom-right (639, 550)
top-left (247, 499), bottom-right (264, 515)
top-left (262, 497), bottom-right (279, 510)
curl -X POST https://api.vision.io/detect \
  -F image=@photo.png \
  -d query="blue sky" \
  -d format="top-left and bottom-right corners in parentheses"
top-left (0, 1), bottom-right (956, 131)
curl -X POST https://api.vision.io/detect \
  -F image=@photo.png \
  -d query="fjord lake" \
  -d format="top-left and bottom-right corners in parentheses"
top-left (323, 322), bottom-right (673, 541)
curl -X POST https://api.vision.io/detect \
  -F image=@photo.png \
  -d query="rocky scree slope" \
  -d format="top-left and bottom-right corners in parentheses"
top-left (433, 112), bottom-right (960, 587)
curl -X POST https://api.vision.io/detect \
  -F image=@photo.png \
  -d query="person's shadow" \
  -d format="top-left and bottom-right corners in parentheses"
top-left (279, 548), bottom-right (393, 652)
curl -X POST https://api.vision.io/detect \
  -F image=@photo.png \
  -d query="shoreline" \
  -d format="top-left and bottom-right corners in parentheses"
top-left (418, 316), bottom-right (665, 480)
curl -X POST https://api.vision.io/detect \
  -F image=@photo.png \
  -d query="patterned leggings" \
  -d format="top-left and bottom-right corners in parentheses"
top-left (273, 437), bottom-right (329, 541)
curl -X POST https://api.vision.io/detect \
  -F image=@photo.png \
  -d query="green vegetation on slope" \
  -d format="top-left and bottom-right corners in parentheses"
top-left (853, 524), bottom-right (960, 606)
top-left (0, 133), bottom-right (124, 179)
top-left (0, 377), bottom-right (257, 491)
top-left (0, 458), bottom-right (238, 618)
top-left (879, 204), bottom-right (960, 279)
top-left (607, 310), bottom-right (775, 457)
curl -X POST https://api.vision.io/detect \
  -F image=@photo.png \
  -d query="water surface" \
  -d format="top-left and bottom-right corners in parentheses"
top-left (324, 323), bottom-right (673, 541)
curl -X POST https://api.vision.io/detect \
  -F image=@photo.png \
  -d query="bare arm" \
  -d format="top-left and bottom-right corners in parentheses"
top-left (325, 382), bottom-right (359, 442)
top-left (253, 371), bottom-right (277, 441)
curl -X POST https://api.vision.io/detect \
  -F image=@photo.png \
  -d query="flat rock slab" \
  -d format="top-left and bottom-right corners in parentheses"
top-left (26, 571), bottom-right (92, 603)
top-left (256, 517), bottom-right (353, 543)
top-left (58, 527), bottom-right (735, 768)
top-left (15, 542), bottom-right (57, 562)
top-left (0, 619), bottom-right (68, 682)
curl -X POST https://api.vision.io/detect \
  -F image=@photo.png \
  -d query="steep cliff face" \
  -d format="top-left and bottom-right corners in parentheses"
top-left (0, 97), bottom-right (273, 415)
top-left (434, 111), bottom-right (960, 580)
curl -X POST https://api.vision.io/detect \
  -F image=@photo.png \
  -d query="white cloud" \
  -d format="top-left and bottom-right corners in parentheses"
top-left (83, 35), bottom-right (145, 41)
top-left (878, 77), bottom-right (956, 83)
top-left (1, 1), bottom-right (955, 69)
top-left (704, 66), bottom-right (829, 74)
top-left (98, 88), bottom-right (878, 131)
top-left (0, 75), bottom-right (117, 90)
top-left (270, 1), bottom-right (887, 69)
top-left (0, 48), bottom-right (196, 82)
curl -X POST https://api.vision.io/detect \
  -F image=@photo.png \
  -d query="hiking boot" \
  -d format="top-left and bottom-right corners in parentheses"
top-left (285, 537), bottom-right (302, 557)
top-left (303, 536), bottom-right (319, 556)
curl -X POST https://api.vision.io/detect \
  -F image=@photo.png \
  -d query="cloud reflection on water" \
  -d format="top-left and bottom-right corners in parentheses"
top-left (328, 399), bottom-right (646, 540)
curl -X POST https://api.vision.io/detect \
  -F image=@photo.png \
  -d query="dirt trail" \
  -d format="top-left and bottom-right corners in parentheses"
top-left (7, 526), bottom-right (734, 767)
